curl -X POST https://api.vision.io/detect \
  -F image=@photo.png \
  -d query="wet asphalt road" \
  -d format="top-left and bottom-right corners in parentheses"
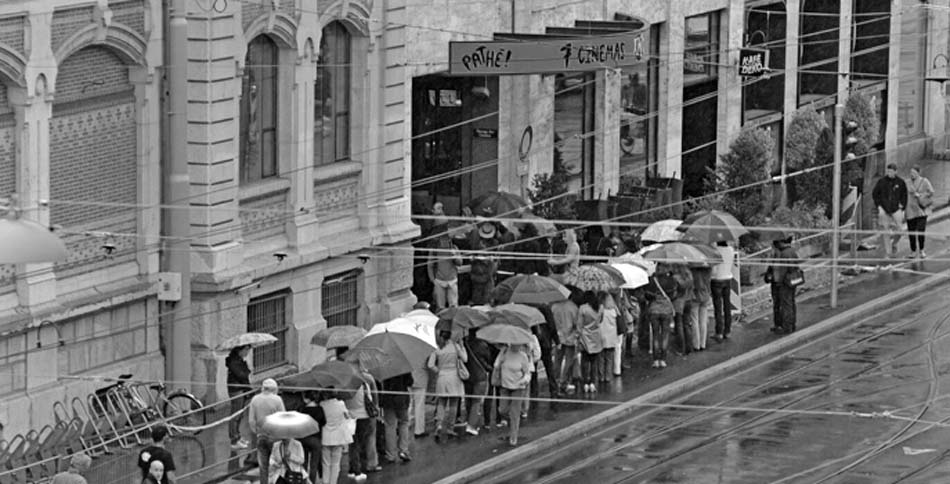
top-left (482, 283), bottom-right (950, 484)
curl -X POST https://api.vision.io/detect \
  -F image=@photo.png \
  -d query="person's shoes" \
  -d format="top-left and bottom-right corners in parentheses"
top-left (414, 432), bottom-right (429, 438)
top-left (230, 438), bottom-right (249, 450)
top-left (465, 425), bottom-right (480, 436)
top-left (565, 383), bottom-right (576, 394)
top-left (399, 451), bottom-right (412, 462)
top-left (520, 411), bottom-right (528, 419)
top-left (652, 360), bottom-right (659, 368)
top-left (910, 251), bottom-right (917, 259)
top-left (770, 327), bottom-right (784, 334)
top-left (496, 419), bottom-right (508, 428)
top-left (921, 250), bottom-right (927, 258)
top-left (353, 473), bottom-right (368, 482)
top-left (367, 465), bottom-right (383, 473)
top-left (713, 334), bottom-right (724, 342)
top-left (508, 439), bottom-right (518, 447)
top-left (659, 360), bottom-right (667, 368)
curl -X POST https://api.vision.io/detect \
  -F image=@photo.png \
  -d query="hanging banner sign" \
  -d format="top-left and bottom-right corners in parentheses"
top-left (738, 48), bottom-right (770, 77)
top-left (449, 31), bottom-right (647, 75)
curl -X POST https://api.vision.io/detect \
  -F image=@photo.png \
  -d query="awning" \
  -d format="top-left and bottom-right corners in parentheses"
top-left (448, 14), bottom-right (650, 76)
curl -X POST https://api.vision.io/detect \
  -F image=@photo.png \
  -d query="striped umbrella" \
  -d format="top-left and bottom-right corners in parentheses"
top-left (561, 265), bottom-right (620, 292)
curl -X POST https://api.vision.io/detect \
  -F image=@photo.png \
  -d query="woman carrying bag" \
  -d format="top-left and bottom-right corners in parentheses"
top-left (492, 344), bottom-right (532, 447)
top-left (269, 438), bottom-right (310, 484)
top-left (906, 166), bottom-right (935, 258)
top-left (427, 330), bottom-right (468, 443)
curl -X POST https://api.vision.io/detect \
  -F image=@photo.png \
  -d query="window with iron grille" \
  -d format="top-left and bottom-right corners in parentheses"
top-left (247, 292), bottom-right (289, 370)
top-left (322, 271), bottom-right (361, 328)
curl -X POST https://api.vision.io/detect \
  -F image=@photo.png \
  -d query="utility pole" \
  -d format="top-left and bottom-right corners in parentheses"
top-left (166, 0), bottom-right (191, 392)
top-left (830, 104), bottom-right (844, 309)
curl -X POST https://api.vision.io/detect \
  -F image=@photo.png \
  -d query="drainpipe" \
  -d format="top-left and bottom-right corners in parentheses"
top-left (165, 0), bottom-right (192, 392)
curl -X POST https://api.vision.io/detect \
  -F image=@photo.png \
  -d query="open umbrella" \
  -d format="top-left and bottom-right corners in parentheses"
top-left (0, 218), bottom-right (68, 263)
top-left (261, 411), bottom-right (320, 440)
top-left (640, 219), bottom-right (684, 243)
top-left (493, 274), bottom-right (570, 305)
top-left (215, 332), bottom-right (277, 353)
top-left (401, 309), bottom-right (439, 328)
top-left (490, 303), bottom-right (545, 328)
top-left (468, 191), bottom-right (531, 218)
top-left (281, 360), bottom-right (364, 392)
top-left (686, 242), bottom-right (725, 264)
top-left (561, 265), bottom-right (621, 292)
top-left (477, 324), bottom-right (535, 345)
top-left (678, 210), bottom-right (748, 243)
top-left (591, 263), bottom-right (627, 286)
top-left (610, 252), bottom-right (657, 275)
top-left (639, 242), bottom-right (718, 266)
top-left (608, 263), bottom-right (650, 289)
top-left (439, 306), bottom-right (493, 331)
top-left (310, 326), bottom-right (366, 349)
top-left (347, 318), bottom-right (438, 380)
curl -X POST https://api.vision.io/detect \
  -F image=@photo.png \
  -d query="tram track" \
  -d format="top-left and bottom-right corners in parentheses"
top-left (487, 290), bottom-right (950, 484)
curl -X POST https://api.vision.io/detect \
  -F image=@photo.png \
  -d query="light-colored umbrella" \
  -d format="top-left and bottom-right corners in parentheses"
top-left (640, 219), bottom-right (684, 243)
top-left (490, 303), bottom-right (545, 328)
top-left (439, 306), bottom-right (493, 331)
top-left (310, 326), bottom-right (366, 349)
top-left (366, 317), bottom-right (438, 348)
top-left (261, 411), bottom-right (320, 440)
top-left (281, 360), bottom-right (364, 392)
top-left (477, 324), bottom-right (534, 345)
top-left (678, 210), bottom-right (748, 243)
top-left (348, 317), bottom-right (439, 380)
top-left (639, 242), bottom-right (718, 266)
top-left (401, 309), bottom-right (439, 328)
top-left (561, 265), bottom-right (620, 292)
top-left (0, 218), bottom-right (68, 263)
top-left (610, 252), bottom-right (657, 275)
top-left (215, 332), bottom-right (277, 352)
top-left (590, 263), bottom-right (627, 287)
top-left (608, 263), bottom-right (650, 289)
top-left (493, 274), bottom-right (571, 305)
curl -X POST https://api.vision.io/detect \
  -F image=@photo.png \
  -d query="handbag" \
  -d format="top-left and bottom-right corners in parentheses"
top-left (275, 442), bottom-right (307, 484)
top-left (455, 343), bottom-right (470, 380)
top-left (362, 383), bottom-right (379, 418)
top-left (917, 193), bottom-right (934, 209)
top-left (784, 267), bottom-right (805, 288)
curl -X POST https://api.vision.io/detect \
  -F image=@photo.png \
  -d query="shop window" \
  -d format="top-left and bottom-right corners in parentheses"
top-left (898, 0), bottom-right (927, 138)
top-left (554, 73), bottom-right (596, 198)
top-left (850, 0), bottom-right (891, 83)
top-left (247, 292), bottom-right (289, 370)
top-left (315, 22), bottom-right (351, 166)
top-left (322, 271), bottom-right (361, 328)
top-left (798, 0), bottom-right (840, 105)
top-left (684, 12), bottom-right (720, 86)
top-left (742, 2), bottom-right (786, 123)
top-left (240, 35), bottom-right (279, 183)
top-left (620, 25), bottom-right (661, 181)
top-left (0, 335), bottom-right (26, 396)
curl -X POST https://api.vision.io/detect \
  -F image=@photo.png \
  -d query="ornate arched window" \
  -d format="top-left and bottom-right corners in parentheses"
top-left (241, 35), bottom-right (279, 183)
top-left (315, 22), bottom-right (351, 166)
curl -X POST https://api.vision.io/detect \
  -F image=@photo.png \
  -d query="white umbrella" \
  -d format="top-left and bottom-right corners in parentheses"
top-left (366, 317), bottom-right (438, 349)
top-left (400, 309), bottom-right (439, 328)
top-left (0, 218), bottom-right (68, 263)
top-left (640, 219), bottom-right (684, 243)
top-left (215, 332), bottom-right (278, 353)
top-left (610, 252), bottom-right (657, 275)
top-left (261, 411), bottom-right (320, 439)
top-left (608, 263), bottom-right (650, 289)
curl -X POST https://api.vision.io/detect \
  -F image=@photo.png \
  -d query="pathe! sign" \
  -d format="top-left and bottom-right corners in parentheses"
top-left (449, 31), bottom-right (646, 75)
top-left (739, 48), bottom-right (770, 77)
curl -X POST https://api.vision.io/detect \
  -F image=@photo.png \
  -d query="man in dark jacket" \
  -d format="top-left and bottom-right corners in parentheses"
top-left (463, 332), bottom-right (494, 434)
top-left (380, 373), bottom-right (414, 463)
top-left (225, 345), bottom-right (252, 448)
top-left (872, 163), bottom-right (908, 258)
top-left (765, 237), bottom-right (802, 334)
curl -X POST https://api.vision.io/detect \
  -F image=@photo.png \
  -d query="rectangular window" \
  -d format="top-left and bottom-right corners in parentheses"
top-left (620, 25), bottom-right (661, 183)
top-left (898, 0), bottom-right (927, 138)
top-left (742, 2), bottom-right (787, 123)
top-left (321, 271), bottom-right (361, 328)
top-left (684, 12), bottom-right (720, 86)
top-left (0, 334), bottom-right (26, 396)
top-left (799, 0), bottom-right (840, 104)
top-left (240, 36), bottom-right (279, 183)
top-left (247, 292), bottom-right (289, 370)
top-left (57, 301), bottom-right (151, 376)
top-left (554, 72), bottom-right (596, 198)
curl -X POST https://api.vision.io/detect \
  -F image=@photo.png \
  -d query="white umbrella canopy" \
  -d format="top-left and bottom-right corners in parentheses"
top-left (366, 317), bottom-right (438, 349)
top-left (640, 219), bottom-right (684, 244)
top-left (610, 252), bottom-right (657, 275)
top-left (401, 309), bottom-right (439, 328)
top-left (608, 263), bottom-right (650, 289)
top-left (261, 411), bottom-right (320, 439)
top-left (215, 332), bottom-right (278, 353)
top-left (0, 218), bottom-right (68, 263)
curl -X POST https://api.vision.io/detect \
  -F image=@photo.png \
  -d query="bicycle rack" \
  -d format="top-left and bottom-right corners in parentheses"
top-left (79, 394), bottom-right (124, 453)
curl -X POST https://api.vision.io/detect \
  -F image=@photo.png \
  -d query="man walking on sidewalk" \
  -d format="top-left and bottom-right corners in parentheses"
top-left (872, 163), bottom-right (908, 258)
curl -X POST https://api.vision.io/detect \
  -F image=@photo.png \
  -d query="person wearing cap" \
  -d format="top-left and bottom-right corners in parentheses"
top-left (468, 217), bottom-right (499, 305)
top-left (248, 378), bottom-right (286, 484)
top-left (137, 425), bottom-right (176, 484)
top-left (51, 453), bottom-right (92, 484)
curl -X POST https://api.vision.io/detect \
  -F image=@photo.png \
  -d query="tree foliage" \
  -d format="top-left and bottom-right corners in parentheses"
top-left (708, 127), bottom-right (775, 226)
top-left (786, 106), bottom-right (831, 210)
top-left (528, 149), bottom-right (576, 226)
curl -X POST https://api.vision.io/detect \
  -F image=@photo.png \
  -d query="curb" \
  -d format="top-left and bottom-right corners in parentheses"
top-left (434, 269), bottom-right (950, 484)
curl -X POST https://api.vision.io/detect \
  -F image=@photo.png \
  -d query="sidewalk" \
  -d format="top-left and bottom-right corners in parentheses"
top-left (220, 220), bottom-right (950, 484)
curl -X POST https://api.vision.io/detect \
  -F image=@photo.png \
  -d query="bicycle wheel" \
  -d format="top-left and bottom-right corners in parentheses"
top-left (163, 394), bottom-right (206, 433)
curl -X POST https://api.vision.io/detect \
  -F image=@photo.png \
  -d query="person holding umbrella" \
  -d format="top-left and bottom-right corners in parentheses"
top-left (765, 236), bottom-right (802, 334)
top-left (226, 345), bottom-right (252, 449)
top-left (576, 291), bottom-right (604, 394)
top-left (427, 330), bottom-right (469, 443)
top-left (492, 343), bottom-right (532, 447)
top-left (686, 265), bottom-right (712, 351)
top-left (710, 241), bottom-right (735, 341)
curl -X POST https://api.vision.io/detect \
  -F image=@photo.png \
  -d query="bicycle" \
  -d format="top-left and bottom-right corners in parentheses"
top-left (90, 374), bottom-right (207, 436)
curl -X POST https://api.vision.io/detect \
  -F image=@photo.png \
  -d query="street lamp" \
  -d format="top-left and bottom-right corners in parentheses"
top-left (0, 195), bottom-right (67, 264)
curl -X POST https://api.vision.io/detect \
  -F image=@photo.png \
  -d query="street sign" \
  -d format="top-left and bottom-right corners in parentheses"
top-left (449, 31), bottom-right (646, 75)
top-left (738, 48), bottom-right (770, 77)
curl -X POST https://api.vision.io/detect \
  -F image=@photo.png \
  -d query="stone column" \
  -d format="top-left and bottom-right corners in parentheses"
top-left (9, 85), bottom-right (56, 309)
top-left (594, 68), bottom-right (621, 199)
top-left (288, 49), bottom-right (320, 247)
top-left (781, 0), bottom-right (801, 205)
top-left (837, 0), bottom-right (853, 100)
top-left (658, 16), bottom-right (685, 178)
top-left (130, 66), bottom-right (161, 275)
top-left (883, 0), bottom-right (901, 161)
top-left (716, 0), bottom-right (744, 159)
top-left (928, 0), bottom-right (950, 150)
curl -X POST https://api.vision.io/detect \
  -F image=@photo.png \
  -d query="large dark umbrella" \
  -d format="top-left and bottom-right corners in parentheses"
top-left (492, 274), bottom-right (570, 305)
top-left (346, 318), bottom-right (438, 380)
top-left (477, 324), bottom-right (534, 345)
top-left (468, 191), bottom-right (530, 218)
top-left (281, 360), bottom-right (364, 392)
top-left (310, 326), bottom-right (366, 349)
top-left (678, 210), bottom-right (748, 243)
